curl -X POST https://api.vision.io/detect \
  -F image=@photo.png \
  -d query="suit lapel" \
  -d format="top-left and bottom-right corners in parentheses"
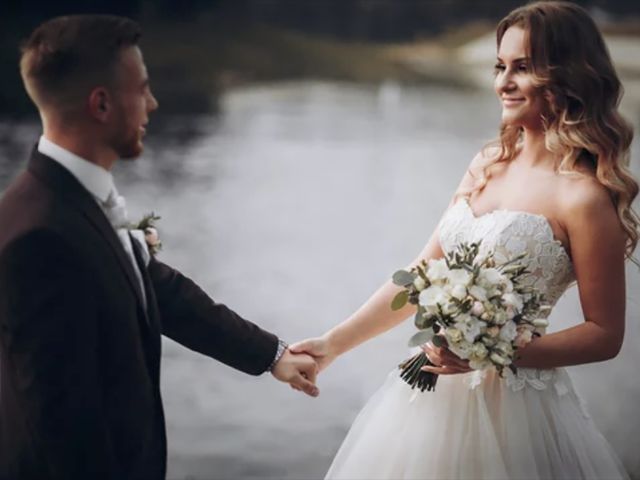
top-left (27, 148), bottom-right (149, 316)
top-left (130, 235), bottom-right (163, 381)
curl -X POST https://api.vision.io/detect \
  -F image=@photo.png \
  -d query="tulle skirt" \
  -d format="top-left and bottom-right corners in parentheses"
top-left (326, 367), bottom-right (628, 480)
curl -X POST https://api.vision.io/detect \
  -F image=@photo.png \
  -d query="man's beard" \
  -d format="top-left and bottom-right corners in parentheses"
top-left (113, 127), bottom-right (143, 160)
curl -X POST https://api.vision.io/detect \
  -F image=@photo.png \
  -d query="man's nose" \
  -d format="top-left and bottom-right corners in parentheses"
top-left (148, 91), bottom-right (159, 112)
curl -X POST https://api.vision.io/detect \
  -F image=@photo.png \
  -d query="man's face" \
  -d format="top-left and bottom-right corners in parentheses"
top-left (108, 46), bottom-right (158, 159)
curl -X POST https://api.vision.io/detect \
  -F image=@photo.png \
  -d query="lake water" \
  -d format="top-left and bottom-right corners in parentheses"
top-left (1, 81), bottom-right (639, 479)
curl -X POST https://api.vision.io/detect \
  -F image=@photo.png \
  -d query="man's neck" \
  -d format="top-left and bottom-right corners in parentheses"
top-left (42, 127), bottom-right (118, 171)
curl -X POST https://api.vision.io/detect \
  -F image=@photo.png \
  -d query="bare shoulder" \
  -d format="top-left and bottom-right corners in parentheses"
top-left (559, 172), bottom-right (624, 241)
top-left (468, 145), bottom-right (501, 175)
top-left (455, 145), bottom-right (502, 197)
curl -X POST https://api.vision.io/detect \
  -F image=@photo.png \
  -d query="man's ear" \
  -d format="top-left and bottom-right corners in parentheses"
top-left (88, 87), bottom-right (112, 122)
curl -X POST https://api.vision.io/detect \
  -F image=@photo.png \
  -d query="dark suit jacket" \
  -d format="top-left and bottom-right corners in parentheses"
top-left (0, 149), bottom-right (279, 480)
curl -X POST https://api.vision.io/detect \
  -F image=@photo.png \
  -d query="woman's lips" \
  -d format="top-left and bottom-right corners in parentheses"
top-left (502, 97), bottom-right (526, 107)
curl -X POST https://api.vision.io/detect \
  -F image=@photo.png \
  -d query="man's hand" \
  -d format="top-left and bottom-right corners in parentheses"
top-left (271, 349), bottom-right (320, 397)
top-left (289, 335), bottom-right (337, 372)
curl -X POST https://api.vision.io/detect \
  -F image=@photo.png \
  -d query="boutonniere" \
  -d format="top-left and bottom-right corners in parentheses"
top-left (130, 212), bottom-right (163, 256)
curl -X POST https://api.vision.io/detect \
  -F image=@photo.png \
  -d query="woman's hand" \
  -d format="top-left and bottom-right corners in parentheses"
top-left (421, 340), bottom-right (472, 375)
top-left (289, 334), bottom-right (339, 372)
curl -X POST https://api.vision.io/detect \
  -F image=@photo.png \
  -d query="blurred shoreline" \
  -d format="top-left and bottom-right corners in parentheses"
top-left (3, 18), bottom-right (640, 119)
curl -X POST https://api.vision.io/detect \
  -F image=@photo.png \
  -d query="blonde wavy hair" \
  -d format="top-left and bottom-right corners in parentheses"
top-left (472, 1), bottom-right (639, 261)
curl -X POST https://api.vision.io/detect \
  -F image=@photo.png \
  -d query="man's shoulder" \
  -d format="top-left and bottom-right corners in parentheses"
top-left (0, 169), bottom-right (88, 252)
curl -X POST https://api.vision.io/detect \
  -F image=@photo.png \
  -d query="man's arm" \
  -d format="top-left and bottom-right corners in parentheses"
top-left (0, 230), bottom-right (118, 479)
top-left (148, 257), bottom-right (280, 375)
top-left (147, 258), bottom-right (319, 395)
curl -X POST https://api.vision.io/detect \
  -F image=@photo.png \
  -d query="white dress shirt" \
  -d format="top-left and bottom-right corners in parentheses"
top-left (38, 136), bottom-right (148, 308)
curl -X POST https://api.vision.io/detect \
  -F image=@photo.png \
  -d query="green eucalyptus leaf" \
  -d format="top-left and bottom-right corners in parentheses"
top-left (391, 290), bottom-right (409, 311)
top-left (408, 328), bottom-right (435, 347)
top-left (392, 270), bottom-right (416, 287)
top-left (432, 335), bottom-right (447, 348)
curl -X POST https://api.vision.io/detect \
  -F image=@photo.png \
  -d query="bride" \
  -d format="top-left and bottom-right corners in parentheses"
top-left (291, 2), bottom-right (637, 479)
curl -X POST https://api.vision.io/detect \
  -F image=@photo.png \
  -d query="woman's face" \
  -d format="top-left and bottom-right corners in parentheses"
top-left (494, 26), bottom-right (546, 130)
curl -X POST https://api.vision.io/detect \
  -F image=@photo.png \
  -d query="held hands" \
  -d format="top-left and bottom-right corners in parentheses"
top-left (271, 349), bottom-right (320, 397)
top-left (421, 339), bottom-right (472, 375)
top-left (289, 334), bottom-right (338, 373)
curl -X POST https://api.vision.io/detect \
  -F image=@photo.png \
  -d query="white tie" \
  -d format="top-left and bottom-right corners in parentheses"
top-left (102, 188), bottom-right (148, 309)
top-left (103, 188), bottom-right (129, 229)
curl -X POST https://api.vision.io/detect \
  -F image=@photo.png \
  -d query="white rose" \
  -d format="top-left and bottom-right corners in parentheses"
top-left (493, 310), bottom-right (509, 325)
top-left (480, 267), bottom-right (504, 285)
top-left (413, 276), bottom-right (427, 291)
top-left (482, 336), bottom-right (497, 347)
top-left (532, 318), bottom-right (549, 328)
top-left (514, 328), bottom-right (533, 348)
top-left (445, 327), bottom-right (463, 343)
top-left (487, 326), bottom-right (500, 338)
top-left (469, 285), bottom-right (488, 302)
top-left (503, 279), bottom-right (514, 293)
top-left (455, 320), bottom-right (482, 343)
top-left (470, 343), bottom-right (488, 360)
top-left (490, 352), bottom-right (511, 366)
top-left (471, 301), bottom-right (485, 316)
top-left (447, 268), bottom-right (472, 287)
top-left (426, 258), bottom-right (449, 283)
top-left (502, 292), bottom-right (524, 312)
top-left (448, 340), bottom-right (472, 359)
top-left (450, 284), bottom-right (467, 300)
top-left (496, 341), bottom-right (514, 355)
top-left (469, 358), bottom-right (491, 370)
top-left (418, 285), bottom-right (447, 310)
top-left (441, 300), bottom-right (458, 315)
top-left (499, 321), bottom-right (518, 342)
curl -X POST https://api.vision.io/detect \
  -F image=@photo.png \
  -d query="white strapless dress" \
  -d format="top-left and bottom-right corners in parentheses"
top-left (326, 198), bottom-right (629, 480)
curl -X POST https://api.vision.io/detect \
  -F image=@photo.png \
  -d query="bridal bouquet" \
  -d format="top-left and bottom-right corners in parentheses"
top-left (391, 242), bottom-right (549, 392)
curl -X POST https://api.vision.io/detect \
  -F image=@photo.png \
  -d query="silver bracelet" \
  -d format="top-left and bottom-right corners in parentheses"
top-left (268, 339), bottom-right (289, 371)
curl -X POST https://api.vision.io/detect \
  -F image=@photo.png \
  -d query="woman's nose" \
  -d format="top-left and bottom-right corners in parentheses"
top-left (495, 71), bottom-right (516, 93)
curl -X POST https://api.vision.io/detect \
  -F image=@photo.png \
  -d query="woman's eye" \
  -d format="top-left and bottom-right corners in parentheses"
top-left (494, 63), bottom-right (505, 72)
top-left (517, 63), bottom-right (529, 72)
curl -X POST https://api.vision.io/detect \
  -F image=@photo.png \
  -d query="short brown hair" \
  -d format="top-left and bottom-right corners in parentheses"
top-left (20, 15), bottom-right (141, 112)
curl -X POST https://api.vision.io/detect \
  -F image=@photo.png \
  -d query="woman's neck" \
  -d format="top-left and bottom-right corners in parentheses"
top-left (515, 127), bottom-right (558, 170)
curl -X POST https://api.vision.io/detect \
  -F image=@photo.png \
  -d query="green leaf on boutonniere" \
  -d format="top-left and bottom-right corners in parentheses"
top-left (135, 212), bottom-right (161, 231)
top-left (432, 335), bottom-right (446, 348)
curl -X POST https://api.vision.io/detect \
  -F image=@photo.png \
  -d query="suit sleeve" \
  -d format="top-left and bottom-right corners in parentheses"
top-left (147, 258), bottom-right (279, 375)
top-left (0, 230), bottom-right (119, 480)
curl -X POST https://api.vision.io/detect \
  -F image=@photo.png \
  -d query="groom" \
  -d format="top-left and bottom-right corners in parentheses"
top-left (0, 15), bottom-right (318, 480)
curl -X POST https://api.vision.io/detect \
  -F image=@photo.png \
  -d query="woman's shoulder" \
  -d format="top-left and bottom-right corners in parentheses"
top-left (558, 170), bottom-right (622, 233)
top-left (469, 144), bottom-right (502, 172)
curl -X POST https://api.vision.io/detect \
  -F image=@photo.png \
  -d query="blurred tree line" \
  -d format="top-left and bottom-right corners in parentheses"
top-left (2, 0), bottom-right (639, 117)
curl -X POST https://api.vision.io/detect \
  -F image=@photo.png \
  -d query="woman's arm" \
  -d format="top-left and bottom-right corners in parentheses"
top-left (513, 183), bottom-right (627, 369)
top-left (290, 153), bottom-right (490, 370)
top-left (289, 231), bottom-right (444, 371)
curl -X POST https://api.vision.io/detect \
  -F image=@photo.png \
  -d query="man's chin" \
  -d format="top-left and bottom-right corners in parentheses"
top-left (117, 142), bottom-right (144, 160)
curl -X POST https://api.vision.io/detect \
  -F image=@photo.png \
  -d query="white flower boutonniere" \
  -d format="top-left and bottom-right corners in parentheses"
top-left (130, 213), bottom-right (163, 256)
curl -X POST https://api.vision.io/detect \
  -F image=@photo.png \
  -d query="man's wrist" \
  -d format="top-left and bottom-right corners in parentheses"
top-left (268, 339), bottom-right (289, 372)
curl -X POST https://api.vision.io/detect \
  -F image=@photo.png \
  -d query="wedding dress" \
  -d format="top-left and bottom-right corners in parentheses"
top-left (326, 197), bottom-right (629, 480)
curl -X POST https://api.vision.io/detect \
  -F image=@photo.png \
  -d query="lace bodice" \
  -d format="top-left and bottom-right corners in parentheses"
top-left (439, 198), bottom-right (577, 393)
top-left (439, 198), bottom-right (575, 308)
